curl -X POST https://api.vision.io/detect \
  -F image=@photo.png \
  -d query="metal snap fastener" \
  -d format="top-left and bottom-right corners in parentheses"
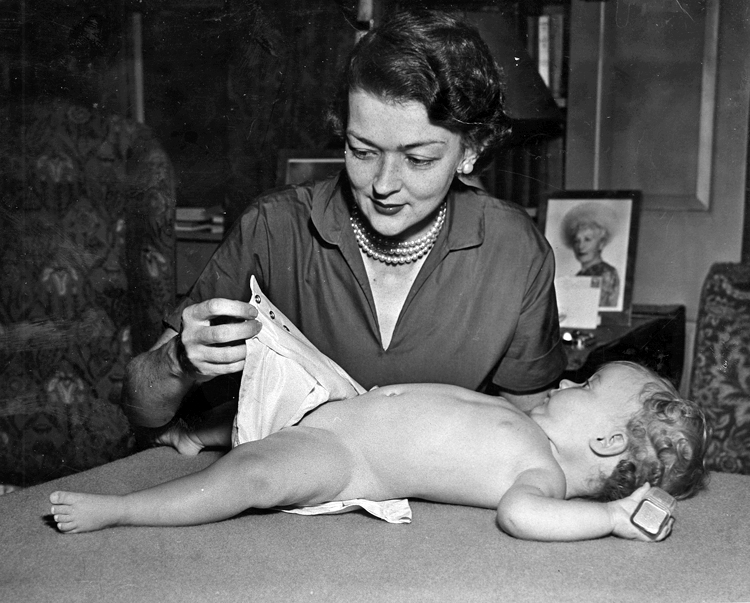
top-left (269, 311), bottom-right (275, 319)
top-left (254, 295), bottom-right (261, 304)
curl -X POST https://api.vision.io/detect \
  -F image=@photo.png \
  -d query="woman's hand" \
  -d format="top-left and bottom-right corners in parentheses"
top-left (176, 298), bottom-right (261, 382)
top-left (607, 483), bottom-right (675, 542)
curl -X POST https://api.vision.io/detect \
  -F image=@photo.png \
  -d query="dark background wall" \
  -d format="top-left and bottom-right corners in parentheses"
top-left (138, 0), bottom-right (358, 225)
top-left (1, 0), bottom-right (359, 225)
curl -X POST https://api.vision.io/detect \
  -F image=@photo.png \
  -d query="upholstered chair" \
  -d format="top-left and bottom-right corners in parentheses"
top-left (690, 262), bottom-right (750, 474)
top-left (0, 100), bottom-right (176, 487)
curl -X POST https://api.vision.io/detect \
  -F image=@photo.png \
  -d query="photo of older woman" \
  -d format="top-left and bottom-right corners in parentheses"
top-left (563, 206), bottom-right (620, 307)
top-left (541, 197), bottom-right (635, 314)
top-left (558, 200), bottom-right (629, 309)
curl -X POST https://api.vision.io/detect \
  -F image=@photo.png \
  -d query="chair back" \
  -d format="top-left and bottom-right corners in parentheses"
top-left (690, 262), bottom-right (750, 474)
top-left (0, 100), bottom-right (176, 486)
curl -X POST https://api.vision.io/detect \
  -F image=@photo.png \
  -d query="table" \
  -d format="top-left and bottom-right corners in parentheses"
top-left (562, 304), bottom-right (686, 386)
top-left (2, 447), bottom-right (748, 603)
top-left (176, 231), bottom-right (222, 296)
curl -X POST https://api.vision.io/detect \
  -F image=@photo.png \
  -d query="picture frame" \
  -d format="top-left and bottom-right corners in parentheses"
top-left (276, 149), bottom-right (345, 186)
top-left (538, 190), bottom-right (641, 326)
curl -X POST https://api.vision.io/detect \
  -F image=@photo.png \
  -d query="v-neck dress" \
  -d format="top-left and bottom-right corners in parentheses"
top-left (166, 172), bottom-right (565, 394)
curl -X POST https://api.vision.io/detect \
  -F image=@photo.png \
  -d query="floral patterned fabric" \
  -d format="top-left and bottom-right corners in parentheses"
top-left (690, 262), bottom-right (750, 474)
top-left (0, 100), bottom-right (175, 487)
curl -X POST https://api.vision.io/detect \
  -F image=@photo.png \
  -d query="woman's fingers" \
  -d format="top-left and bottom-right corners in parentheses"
top-left (176, 299), bottom-right (263, 379)
top-left (184, 298), bottom-right (258, 325)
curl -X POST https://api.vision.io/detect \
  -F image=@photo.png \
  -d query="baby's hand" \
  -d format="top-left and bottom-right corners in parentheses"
top-left (607, 483), bottom-right (674, 542)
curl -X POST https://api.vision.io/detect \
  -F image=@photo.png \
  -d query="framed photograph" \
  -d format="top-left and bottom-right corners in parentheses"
top-left (276, 149), bottom-right (345, 186)
top-left (538, 190), bottom-right (641, 324)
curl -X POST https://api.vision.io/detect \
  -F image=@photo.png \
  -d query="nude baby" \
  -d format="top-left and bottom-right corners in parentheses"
top-left (49, 362), bottom-right (708, 542)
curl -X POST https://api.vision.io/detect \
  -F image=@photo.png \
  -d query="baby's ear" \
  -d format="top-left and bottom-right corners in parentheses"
top-left (589, 430), bottom-right (628, 457)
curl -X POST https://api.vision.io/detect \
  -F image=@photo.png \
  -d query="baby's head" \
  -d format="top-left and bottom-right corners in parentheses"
top-left (594, 361), bottom-right (710, 501)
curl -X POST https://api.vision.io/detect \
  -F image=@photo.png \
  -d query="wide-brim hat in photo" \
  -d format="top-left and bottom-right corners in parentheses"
top-left (560, 202), bottom-right (619, 249)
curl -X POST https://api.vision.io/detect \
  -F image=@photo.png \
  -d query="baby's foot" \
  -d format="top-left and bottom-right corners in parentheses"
top-left (153, 418), bottom-right (204, 456)
top-left (50, 490), bottom-right (124, 534)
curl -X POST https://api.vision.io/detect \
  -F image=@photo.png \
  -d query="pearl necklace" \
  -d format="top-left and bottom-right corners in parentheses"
top-left (350, 203), bottom-right (447, 265)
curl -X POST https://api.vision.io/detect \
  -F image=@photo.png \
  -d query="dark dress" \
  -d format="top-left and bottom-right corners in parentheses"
top-left (168, 172), bottom-right (566, 393)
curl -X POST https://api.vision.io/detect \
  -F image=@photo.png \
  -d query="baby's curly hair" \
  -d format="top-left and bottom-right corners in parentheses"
top-left (594, 362), bottom-right (710, 502)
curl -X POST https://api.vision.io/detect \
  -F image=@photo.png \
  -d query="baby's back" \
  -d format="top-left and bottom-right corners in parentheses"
top-left (299, 383), bottom-right (561, 509)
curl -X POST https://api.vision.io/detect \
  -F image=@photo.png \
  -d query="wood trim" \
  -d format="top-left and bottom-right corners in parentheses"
top-left (696, 0), bottom-right (720, 210)
top-left (744, 99), bottom-right (750, 263)
top-left (566, 0), bottom-right (720, 212)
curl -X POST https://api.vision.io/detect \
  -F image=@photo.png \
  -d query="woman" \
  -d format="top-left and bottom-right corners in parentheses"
top-left (123, 10), bottom-right (566, 441)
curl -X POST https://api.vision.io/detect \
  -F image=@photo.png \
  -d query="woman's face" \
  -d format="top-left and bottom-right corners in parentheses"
top-left (345, 89), bottom-right (476, 240)
top-left (573, 226), bottom-right (605, 265)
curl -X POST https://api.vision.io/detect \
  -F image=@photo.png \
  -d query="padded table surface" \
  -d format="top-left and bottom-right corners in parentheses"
top-left (1, 448), bottom-right (748, 603)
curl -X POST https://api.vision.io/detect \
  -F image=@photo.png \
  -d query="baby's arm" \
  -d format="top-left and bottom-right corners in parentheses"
top-left (497, 471), bottom-right (671, 542)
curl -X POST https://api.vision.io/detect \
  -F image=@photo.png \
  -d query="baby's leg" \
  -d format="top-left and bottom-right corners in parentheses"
top-left (50, 426), bottom-right (356, 533)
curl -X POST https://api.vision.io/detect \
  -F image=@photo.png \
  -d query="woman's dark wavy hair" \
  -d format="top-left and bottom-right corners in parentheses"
top-left (592, 362), bottom-right (711, 502)
top-left (327, 9), bottom-right (512, 170)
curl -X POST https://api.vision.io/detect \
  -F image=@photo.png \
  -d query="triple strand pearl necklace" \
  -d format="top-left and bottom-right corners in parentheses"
top-left (350, 202), bottom-right (447, 265)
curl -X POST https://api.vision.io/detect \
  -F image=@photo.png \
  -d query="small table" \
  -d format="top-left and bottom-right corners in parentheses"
top-left (176, 231), bottom-right (223, 296)
top-left (562, 304), bottom-right (686, 386)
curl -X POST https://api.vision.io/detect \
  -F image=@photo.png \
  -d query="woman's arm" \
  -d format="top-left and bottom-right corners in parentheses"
top-left (497, 473), bottom-right (670, 542)
top-left (121, 298), bottom-right (261, 433)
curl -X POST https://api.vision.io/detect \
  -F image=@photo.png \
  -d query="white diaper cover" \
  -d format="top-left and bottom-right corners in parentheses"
top-left (232, 276), bottom-right (412, 524)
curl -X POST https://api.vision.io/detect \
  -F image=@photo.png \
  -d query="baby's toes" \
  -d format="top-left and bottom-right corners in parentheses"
top-left (49, 490), bottom-right (76, 505)
top-left (50, 502), bottom-right (72, 518)
top-left (52, 508), bottom-right (72, 521)
top-left (55, 519), bottom-right (78, 533)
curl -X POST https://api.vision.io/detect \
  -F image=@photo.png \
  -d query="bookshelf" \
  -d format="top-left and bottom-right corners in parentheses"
top-left (176, 205), bottom-right (226, 236)
top-left (526, 3), bottom-right (568, 109)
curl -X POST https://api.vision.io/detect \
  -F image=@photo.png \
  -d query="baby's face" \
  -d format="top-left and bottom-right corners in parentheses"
top-left (530, 364), bottom-right (644, 435)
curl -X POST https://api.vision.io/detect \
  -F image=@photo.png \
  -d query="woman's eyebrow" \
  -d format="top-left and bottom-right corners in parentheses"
top-left (346, 131), bottom-right (447, 151)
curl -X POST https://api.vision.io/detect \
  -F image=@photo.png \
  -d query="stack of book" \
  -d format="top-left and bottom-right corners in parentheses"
top-left (175, 206), bottom-right (225, 235)
top-left (526, 4), bottom-right (567, 108)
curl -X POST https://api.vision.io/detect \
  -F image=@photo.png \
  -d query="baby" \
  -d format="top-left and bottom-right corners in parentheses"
top-left (49, 282), bottom-right (708, 542)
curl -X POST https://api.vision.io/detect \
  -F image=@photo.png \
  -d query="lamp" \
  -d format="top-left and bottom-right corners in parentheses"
top-left (465, 11), bottom-right (564, 132)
